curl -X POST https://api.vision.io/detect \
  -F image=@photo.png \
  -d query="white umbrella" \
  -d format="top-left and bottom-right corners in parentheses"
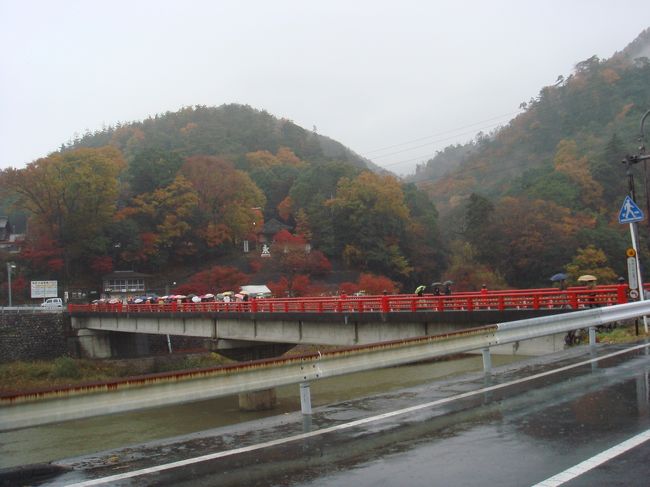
top-left (577, 275), bottom-right (597, 282)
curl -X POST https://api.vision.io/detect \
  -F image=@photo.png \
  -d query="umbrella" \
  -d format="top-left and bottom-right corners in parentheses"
top-left (235, 293), bottom-right (244, 299)
top-left (550, 273), bottom-right (568, 282)
top-left (577, 275), bottom-right (597, 282)
top-left (431, 282), bottom-right (442, 287)
top-left (191, 296), bottom-right (201, 303)
top-left (203, 293), bottom-right (215, 299)
top-left (414, 285), bottom-right (426, 294)
top-left (443, 280), bottom-right (453, 286)
top-left (222, 291), bottom-right (234, 296)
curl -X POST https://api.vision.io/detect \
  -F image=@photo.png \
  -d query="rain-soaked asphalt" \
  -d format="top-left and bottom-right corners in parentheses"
top-left (5, 341), bottom-right (650, 487)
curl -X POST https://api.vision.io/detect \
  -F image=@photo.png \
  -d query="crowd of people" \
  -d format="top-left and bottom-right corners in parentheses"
top-left (94, 291), bottom-right (253, 306)
top-left (415, 281), bottom-right (454, 297)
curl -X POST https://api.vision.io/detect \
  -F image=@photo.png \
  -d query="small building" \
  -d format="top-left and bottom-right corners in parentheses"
top-left (0, 217), bottom-right (11, 241)
top-left (259, 218), bottom-right (293, 245)
top-left (240, 284), bottom-right (273, 298)
top-left (0, 217), bottom-right (22, 253)
top-left (102, 271), bottom-right (151, 300)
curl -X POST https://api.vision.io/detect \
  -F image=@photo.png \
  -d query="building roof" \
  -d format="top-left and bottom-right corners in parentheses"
top-left (262, 218), bottom-right (292, 235)
top-left (102, 271), bottom-right (151, 280)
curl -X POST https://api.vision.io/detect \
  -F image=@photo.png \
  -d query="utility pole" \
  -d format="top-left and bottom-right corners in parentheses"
top-left (622, 109), bottom-right (650, 333)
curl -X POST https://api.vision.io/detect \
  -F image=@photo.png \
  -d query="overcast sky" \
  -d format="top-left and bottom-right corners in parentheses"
top-left (1, 1), bottom-right (649, 176)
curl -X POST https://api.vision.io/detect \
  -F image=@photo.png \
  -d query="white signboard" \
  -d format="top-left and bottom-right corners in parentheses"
top-left (627, 257), bottom-right (638, 290)
top-left (31, 280), bottom-right (58, 298)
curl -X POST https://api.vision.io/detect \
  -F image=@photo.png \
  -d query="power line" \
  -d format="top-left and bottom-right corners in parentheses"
top-left (375, 120), bottom-right (507, 169)
top-left (362, 110), bottom-right (521, 157)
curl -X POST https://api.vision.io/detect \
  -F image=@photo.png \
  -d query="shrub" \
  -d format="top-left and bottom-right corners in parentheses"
top-left (51, 356), bottom-right (81, 379)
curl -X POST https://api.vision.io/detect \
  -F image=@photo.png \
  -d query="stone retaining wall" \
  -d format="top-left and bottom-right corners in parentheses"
top-left (0, 312), bottom-right (208, 363)
top-left (0, 312), bottom-right (72, 363)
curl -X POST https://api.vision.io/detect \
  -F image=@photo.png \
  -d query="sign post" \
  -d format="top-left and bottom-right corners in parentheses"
top-left (619, 196), bottom-right (648, 332)
top-left (30, 280), bottom-right (58, 299)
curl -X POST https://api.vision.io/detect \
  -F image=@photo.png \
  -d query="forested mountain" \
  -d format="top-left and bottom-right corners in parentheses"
top-left (0, 105), bottom-right (445, 299)
top-left (2, 30), bottom-right (649, 300)
top-left (410, 28), bottom-right (650, 288)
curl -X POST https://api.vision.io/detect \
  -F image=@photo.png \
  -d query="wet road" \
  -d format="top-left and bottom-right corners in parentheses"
top-left (6, 341), bottom-right (650, 486)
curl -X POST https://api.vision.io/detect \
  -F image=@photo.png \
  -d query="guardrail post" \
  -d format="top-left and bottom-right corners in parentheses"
top-left (570, 292), bottom-right (579, 309)
top-left (482, 347), bottom-right (492, 374)
top-left (300, 382), bottom-right (312, 415)
top-left (467, 297), bottom-right (474, 312)
top-left (411, 298), bottom-right (417, 312)
top-left (498, 296), bottom-right (505, 311)
top-left (533, 295), bottom-right (540, 310)
top-left (251, 299), bottom-right (258, 312)
top-left (589, 326), bottom-right (596, 346)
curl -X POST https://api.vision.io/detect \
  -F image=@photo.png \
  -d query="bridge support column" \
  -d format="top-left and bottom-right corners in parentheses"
top-left (76, 329), bottom-right (112, 358)
top-left (300, 382), bottom-right (312, 415)
top-left (588, 326), bottom-right (597, 346)
top-left (481, 347), bottom-right (492, 374)
top-left (238, 389), bottom-right (277, 411)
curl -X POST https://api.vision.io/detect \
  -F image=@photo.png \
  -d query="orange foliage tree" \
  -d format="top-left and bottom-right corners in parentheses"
top-left (173, 266), bottom-right (248, 295)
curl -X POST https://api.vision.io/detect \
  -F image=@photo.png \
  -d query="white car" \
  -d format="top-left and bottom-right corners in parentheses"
top-left (40, 297), bottom-right (63, 308)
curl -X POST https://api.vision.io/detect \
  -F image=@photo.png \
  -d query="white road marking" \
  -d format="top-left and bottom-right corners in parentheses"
top-left (67, 343), bottom-right (650, 486)
top-left (532, 428), bottom-right (650, 486)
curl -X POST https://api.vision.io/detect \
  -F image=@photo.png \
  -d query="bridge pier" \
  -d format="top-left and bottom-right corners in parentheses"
top-left (238, 389), bottom-right (277, 411)
top-left (76, 329), bottom-right (112, 358)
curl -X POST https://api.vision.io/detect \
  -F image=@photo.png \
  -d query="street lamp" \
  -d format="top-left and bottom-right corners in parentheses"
top-left (6, 262), bottom-right (16, 307)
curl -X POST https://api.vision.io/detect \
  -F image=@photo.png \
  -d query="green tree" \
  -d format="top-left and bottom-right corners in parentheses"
top-left (445, 241), bottom-right (507, 291)
top-left (181, 156), bottom-right (266, 246)
top-left (327, 172), bottom-right (413, 278)
top-left (2, 147), bottom-right (125, 280)
top-left (289, 161), bottom-right (361, 254)
top-left (119, 175), bottom-right (199, 261)
top-left (565, 245), bottom-right (617, 284)
top-left (463, 193), bottom-right (495, 263)
top-left (401, 183), bottom-right (447, 286)
top-left (126, 148), bottom-right (183, 194)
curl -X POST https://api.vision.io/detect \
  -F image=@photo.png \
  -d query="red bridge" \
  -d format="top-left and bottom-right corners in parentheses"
top-left (69, 283), bottom-right (635, 315)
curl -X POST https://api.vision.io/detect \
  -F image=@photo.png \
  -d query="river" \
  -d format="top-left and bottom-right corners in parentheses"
top-left (0, 353), bottom-right (524, 469)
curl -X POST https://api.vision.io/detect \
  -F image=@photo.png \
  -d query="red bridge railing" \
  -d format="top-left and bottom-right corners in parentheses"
top-left (68, 284), bottom-right (636, 315)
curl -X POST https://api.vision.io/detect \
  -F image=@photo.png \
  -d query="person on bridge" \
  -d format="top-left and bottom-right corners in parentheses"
top-left (415, 285), bottom-right (426, 297)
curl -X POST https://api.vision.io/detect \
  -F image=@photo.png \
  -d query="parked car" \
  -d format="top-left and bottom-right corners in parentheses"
top-left (41, 297), bottom-right (63, 308)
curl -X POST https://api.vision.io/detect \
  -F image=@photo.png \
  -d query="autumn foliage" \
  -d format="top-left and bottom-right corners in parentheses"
top-left (172, 266), bottom-right (248, 295)
top-left (339, 273), bottom-right (400, 295)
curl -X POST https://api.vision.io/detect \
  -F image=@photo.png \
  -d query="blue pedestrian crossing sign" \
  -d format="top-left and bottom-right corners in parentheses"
top-left (619, 195), bottom-right (645, 224)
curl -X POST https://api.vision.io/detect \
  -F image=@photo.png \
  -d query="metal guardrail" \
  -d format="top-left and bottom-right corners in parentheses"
top-left (0, 306), bottom-right (64, 314)
top-left (2, 300), bottom-right (649, 431)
